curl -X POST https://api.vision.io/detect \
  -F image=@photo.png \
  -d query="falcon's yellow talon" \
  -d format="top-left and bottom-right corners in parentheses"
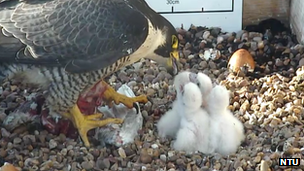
top-left (86, 113), bottom-right (104, 120)
top-left (64, 105), bottom-right (123, 147)
top-left (102, 81), bottom-right (148, 108)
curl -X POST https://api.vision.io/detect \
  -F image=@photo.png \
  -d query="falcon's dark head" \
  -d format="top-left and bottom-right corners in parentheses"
top-left (132, 0), bottom-right (180, 75)
top-left (153, 25), bottom-right (180, 76)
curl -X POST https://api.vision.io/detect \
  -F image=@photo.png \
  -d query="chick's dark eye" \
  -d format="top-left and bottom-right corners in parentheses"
top-left (197, 82), bottom-right (200, 87)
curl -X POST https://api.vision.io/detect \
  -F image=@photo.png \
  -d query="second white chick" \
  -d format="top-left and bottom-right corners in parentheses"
top-left (196, 72), bottom-right (213, 108)
top-left (157, 71), bottom-right (197, 138)
top-left (173, 82), bottom-right (211, 154)
top-left (207, 85), bottom-right (245, 155)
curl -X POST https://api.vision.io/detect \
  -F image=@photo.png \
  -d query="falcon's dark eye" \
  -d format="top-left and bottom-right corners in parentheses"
top-left (171, 35), bottom-right (178, 49)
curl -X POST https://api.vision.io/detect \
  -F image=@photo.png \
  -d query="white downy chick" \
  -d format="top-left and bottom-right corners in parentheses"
top-left (173, 82), bottom-right (211, 154)
top-left (207, 85), bottom-right (245, 155)
top-left (157, 71), bottom-right (197, 138)
top-left (196, 72), bottom-right (213, 108)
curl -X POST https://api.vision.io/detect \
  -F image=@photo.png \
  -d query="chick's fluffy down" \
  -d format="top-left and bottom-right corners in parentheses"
top-left (173, 82), bottom-right (211, 154)
top-left (157, 71), bottom-right (194, 138)
top-left (207, 85), bottom-right (245, 155)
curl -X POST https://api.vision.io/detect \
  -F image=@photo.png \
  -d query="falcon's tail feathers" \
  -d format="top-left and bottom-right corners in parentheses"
top-left (0, 64), bottom-right (8, 85)
top-left (0, 63), bottom-right (25, 85)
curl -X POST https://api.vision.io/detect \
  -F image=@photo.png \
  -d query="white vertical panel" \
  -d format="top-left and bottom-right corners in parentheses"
top-left (290, 0), bottom-right (304, 43)
top-left (145, 0), bottom-right (243, 33)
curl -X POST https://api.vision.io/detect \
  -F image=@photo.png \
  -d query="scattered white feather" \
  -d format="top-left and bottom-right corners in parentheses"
top-left (96, 84), bottom-right (143, 147)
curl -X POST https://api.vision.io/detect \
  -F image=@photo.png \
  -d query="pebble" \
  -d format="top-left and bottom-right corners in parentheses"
top-left (96, 158), bottom-right (110, 169)
top-left (13, 137), bottom-right (22, 144)
top-left (167, 151), bottom-right (175, 158)
top-left (140, 153), bottom-right (152, 164)
top-left (118, 147), bottom-right (127, 159)
top-left (160, 154), bottom-right (167, 162)
top-left (48, 139), bottom-right (57, 149)
top-left (151, 144), bottom-right (159, 149)
top-left (81, 161), bottom-right (94, 170)
top-left (253, 37), bottom-right (262, 42)
top-left (298, 58), bottom-right (304, 67)
top-left (203, 31), bottom-right (210, 39)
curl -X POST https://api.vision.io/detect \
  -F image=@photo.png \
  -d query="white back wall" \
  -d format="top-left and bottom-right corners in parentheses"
top-left (290, 0), bottom-right (304, 44)
top-left (145, 0), bottom-right (243, 33)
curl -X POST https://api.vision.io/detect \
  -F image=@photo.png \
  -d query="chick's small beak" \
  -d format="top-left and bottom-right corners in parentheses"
top-left (189, 73), bottom-right (198, 83)
top-left (167, 50), bottom-right (180, 75)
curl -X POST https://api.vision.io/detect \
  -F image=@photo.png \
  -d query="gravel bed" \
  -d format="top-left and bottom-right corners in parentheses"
top-left (0, 25), bottom-right (304, 171)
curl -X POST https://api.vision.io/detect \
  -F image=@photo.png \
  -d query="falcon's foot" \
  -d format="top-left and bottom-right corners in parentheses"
top-left (102, 81), bottom-right (148, 108)
top-left (64, 104), bottom-right (123, 147)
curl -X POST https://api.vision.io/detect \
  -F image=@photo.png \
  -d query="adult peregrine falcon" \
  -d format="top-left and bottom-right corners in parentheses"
top-left (0, 0), bottom-right (180, 147)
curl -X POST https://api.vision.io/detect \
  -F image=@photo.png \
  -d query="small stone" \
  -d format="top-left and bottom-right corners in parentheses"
top-left (241, 32), bottom-right (248, 41)
top-left (110, 162), bottom-right (118, 170)
top-left (203, 31), bottom-right (210, 39)
top-left (13, 137), bottom-right (22, 144)
top-left (188, 54), bottom-right (195, 59)
top-left (38, 135), bottom-right (46, 144)
top-left (96, 158), bottom-right (110, 169)
top-left (176, 158), bottom-right (185, 165)
top-left (146, 89), bottom-right (155, 96)
top-left (269, 152), bottom-right (280, 159)
top-left (158, 89), bottom-right (164, 98)
top-left (81, 161), bottom-right (94, 170)
top-left (217, 36), bottom-right (224, 44)
top-left (58, 133), bottom-right (66, 143)
top-left (160, 154), bottom-right (167, 162)
top-left (61, 149), bottom-right (68, 156)
top-left (118, 147), bottom-right (126, 159)
top-left (236, 167), bottom-right (244, 171)
top-left (80, 147), bottom-right (88, 154)
top-left (209, 61), bottom-right (217, 69)
top-left (183, 50), bottom-right (192, 58)
top-left (211, 27), bottom-right (221, 37)
top-left (0, 148), bottom-right (7, 158)
top-left (140, 153), bottom-right (152, 164)
top-left (298, 58), bottom-right (304, 67)
top-left (275, 59), bottom-right (283, 67)
top-left (49, 139), bottom-right (57, 149)
top-left (151, 144), bottom-right (159, 149)
top-left (250, 42), bottom-right (258, 51)
top-left (167, 151), bottom-right (175, 158)
top-left (253, 37), bottom-right (262, 42)
top-left (260, 160), bottom-right (270, 171)
top-left (57, 155), bottom-right (63, 163)
top-left (0, 113), bottom-right (6, 122)
top-left (199, 61), bottom-right (208, 69)
top-left (214, 162), bottom-right (222, 170)
top-left (254, 155), bottom-right (261, 163)
top-left (167, 162), bottom-right (176, 169)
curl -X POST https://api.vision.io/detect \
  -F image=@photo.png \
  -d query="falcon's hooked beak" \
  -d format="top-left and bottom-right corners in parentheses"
top-left (167, 50), bottom-right (179, 76)
top-left (166, 34), bottom-right (180, 76)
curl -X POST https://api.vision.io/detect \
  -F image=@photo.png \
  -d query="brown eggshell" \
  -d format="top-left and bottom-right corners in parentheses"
top-left (0, 163), bottom-right (18, 171)
top-left (227, 49), bottom-right (255, 74)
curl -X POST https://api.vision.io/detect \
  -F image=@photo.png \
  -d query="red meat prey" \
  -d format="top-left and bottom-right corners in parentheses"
top-left (41, 80), bottom-right (109, 138)
top-left (7, 80), bottom-right (110, 139)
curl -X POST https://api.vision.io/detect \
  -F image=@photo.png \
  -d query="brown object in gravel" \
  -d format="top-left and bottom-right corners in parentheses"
top-left (0, 163), bottom-right (18, 171)
top-left (228, 48), bottom-right (255, 77)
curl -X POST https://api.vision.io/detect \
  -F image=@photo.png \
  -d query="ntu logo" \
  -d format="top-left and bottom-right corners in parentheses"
top-left (279, 158), bottom-right (300, 166)
top-left (166, 0), bottom-right (179, 5)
